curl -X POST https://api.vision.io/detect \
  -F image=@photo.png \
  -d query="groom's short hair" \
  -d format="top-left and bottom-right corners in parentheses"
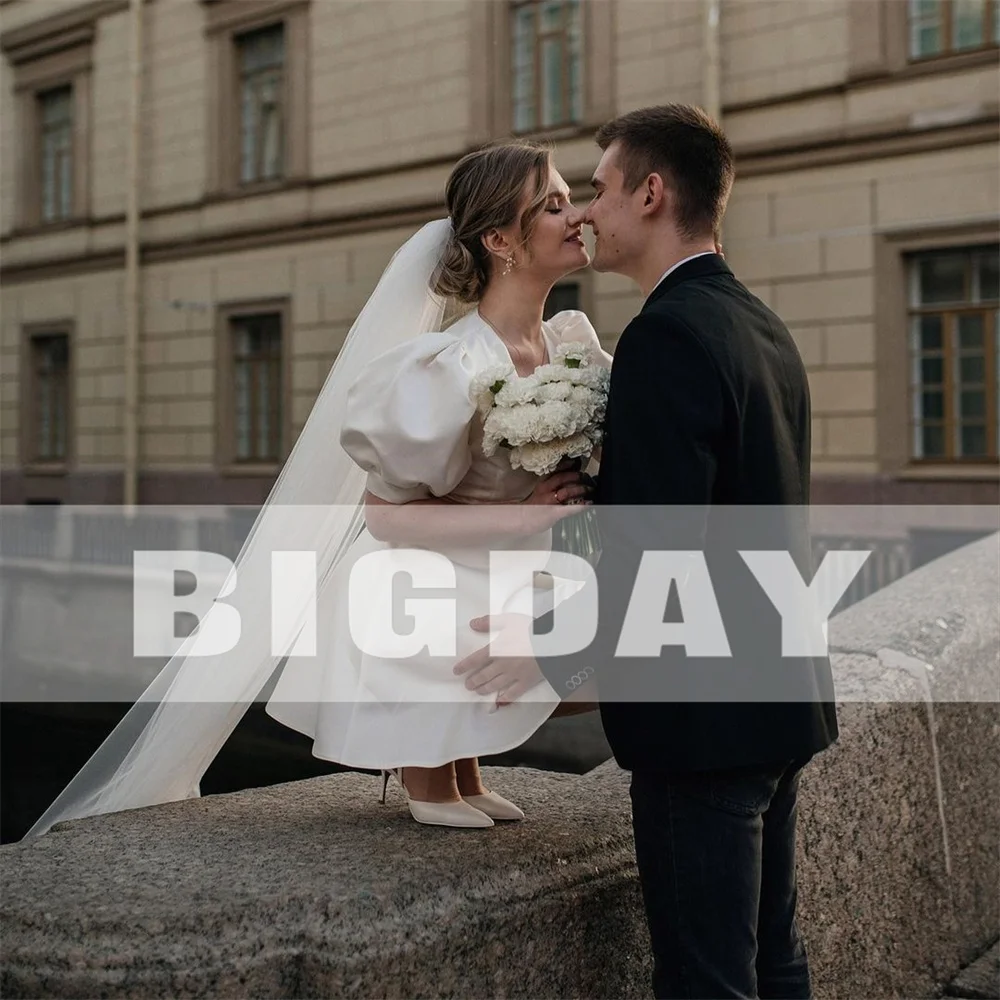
top-left (596, 104), bottom-right (734, 240)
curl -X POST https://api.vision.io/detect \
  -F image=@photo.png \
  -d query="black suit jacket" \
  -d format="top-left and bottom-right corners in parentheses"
top-left (538, 254), bottom-right (839, 772)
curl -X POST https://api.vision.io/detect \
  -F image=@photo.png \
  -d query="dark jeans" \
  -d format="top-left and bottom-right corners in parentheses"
top-left (630, 760), bottom-right (812, 1000)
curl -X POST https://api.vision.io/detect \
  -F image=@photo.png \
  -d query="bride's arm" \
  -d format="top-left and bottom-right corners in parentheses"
top-left (363, 472), bottom-right (590, 547)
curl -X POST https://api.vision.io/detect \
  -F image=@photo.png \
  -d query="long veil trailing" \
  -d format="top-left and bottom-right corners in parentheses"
top-left (26, 219), bottom-right (453, 838)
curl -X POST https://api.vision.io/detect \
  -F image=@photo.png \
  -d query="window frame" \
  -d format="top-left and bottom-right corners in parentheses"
top-left (510, 0), bottom-right (583, 135)
top-left (21, 321), bottom-right (74, 473)
top-left (875, 225), bottom-right (1000, 478)
top-left (216, 298), bottom-right (292, 474)
top-left (849, 0), bottom-right (999, 81)
top-left (907, 248), bottom-right (999, 463)
top-left (471, 0), bottom-right (614, 143)
top-left (907, 0), bottom-right (999, 62)
top-left (236, 22), bottom-right (287, 187)
top-left (37, 83), bottom-right (76, 223)
top-left (203, 0), bottom-right (310, 198)
top-left (2, 10), bottom-right (95, 230)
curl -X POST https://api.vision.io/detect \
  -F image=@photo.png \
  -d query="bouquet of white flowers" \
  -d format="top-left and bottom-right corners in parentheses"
top-left (470, 342), bottom-right (611, 477)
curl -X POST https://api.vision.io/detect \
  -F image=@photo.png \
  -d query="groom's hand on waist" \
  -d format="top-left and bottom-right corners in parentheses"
top-left (454, 614), bottom-right (542, 710)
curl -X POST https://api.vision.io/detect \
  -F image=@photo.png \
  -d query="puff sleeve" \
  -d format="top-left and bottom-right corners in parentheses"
top-left (340, 332), bottom-right (477, 503)
top-left (545, 309), bottom-right (613, 369)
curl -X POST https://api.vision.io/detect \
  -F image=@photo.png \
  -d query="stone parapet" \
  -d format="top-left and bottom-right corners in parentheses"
top-left (1, 534), bottom-right (997, 998)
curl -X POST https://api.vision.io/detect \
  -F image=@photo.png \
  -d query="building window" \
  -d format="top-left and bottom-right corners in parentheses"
top-left (908, 0), bottom-right (1000, 59)
top-left (222, 311), bottom-right (284, 463)
top-left (909, 246), bottom-right (999, 460)
top-left (1, 3), bottom-right (95, 229)
top-left (25, 330), bottom-right (71, 464)
top-left (237, 24), bottom-right (285, 184)
top-left (511, 1), bottom-right (583, 133)
top-left (38, 85), bottom-right (74, 223)
top-left (543, 282), bottom-right (580, 320)
top-left (204, 0), bottom-right (309, 196)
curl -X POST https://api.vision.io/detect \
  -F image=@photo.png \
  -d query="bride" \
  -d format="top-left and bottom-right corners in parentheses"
top-left (27, 141), bottom-right (611, 837)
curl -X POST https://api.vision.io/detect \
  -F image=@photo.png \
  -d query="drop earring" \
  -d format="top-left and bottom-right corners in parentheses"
top-left (502, 253), bottom-right (514, 277)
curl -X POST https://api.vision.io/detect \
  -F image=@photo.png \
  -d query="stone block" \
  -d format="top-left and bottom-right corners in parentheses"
top-left (876, 166), bottom-right (1000, 229)
top-left (811, 457), bottom-right (880, 475)
top-left (142, 368), bottom-right (188, 400)
top-left (165, 335), bottom-right (214, 367)
top-left (20, 285), bottom-right (76, 324)
top-left (294, 324), bottom-right (341, 359)
top-left (774, 184), bottom-right (872, 237)
top-left (824, 322), bottom-right (875, 366)
top-left (789, 326), bottom-right (824, 368)
top-left (215, 256), bottom-right (292, 303)
top-left (76, 403), bottom-right (121, 433)
top-left (186, 430), bottom-right (214, 462)
top-left (166, 400), bottom-right (213, 430)
top-left (723, 192), bottom-right (772, 240)
top-left (188, 368), bottom-right (215, 398)
top-left (96, 373), bottom-right (124, 400)
top-left (143, 430), bottom-right (188, 461)
top-left (294, 253), bottom-right (349, 327)
top-left (825, 414), bottom-right (877, 457)
top-left (822, 232), bottom-right (874, 275)
top-left (774, 275), bottom-right (874, 324)
top-left (292, 356), bottom-right (326, 394)
top-left (808, 368), bottom-right (876, 413)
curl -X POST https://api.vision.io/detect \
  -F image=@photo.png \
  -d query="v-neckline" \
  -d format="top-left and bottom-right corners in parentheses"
top-left (478, 311), bottom-right (553, 377)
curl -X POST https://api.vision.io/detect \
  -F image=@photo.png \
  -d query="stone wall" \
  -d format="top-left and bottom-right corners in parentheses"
top-left (1, 533), bottom-right (997, 998)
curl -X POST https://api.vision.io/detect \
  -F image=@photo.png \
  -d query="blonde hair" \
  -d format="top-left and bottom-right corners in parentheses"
top-left (433, 141), bottom-right (552, 303)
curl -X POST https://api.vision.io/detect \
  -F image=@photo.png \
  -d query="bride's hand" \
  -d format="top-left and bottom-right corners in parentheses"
top-left (518, 470), bottom-right (592, 534)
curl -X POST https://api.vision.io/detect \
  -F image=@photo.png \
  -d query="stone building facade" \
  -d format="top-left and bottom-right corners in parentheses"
top-left (1, 0), bottom-right (997, 506)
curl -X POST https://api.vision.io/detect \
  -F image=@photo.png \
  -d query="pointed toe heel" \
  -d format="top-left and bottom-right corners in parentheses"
top-left (461, 791), bottom-right (525, 821)
top-left (380, 769), bottom-right (494, 828)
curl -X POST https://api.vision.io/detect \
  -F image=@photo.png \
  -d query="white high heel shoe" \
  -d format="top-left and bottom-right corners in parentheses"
top-left (461, 790), bottom-right (525, 821)
top-left (380, 768), bottom-right (494, 829)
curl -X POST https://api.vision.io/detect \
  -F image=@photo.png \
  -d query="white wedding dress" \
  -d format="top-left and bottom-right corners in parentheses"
top-left (266, 307), bottom-right (612, 768)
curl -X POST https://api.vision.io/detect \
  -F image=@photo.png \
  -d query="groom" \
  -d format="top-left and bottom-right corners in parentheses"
top-left (456, 104), bottom-right (838, 999)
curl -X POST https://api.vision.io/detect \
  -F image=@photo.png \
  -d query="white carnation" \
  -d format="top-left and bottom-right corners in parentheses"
top-left (494, 372), bottom-right (540, 407)
top-left (553, 342), bottom-right (592, 367)
top-left (470, 363), bottom-right (515, 415)
top-left (534, 381), bottom-right (574, 403)
top-left (512, 432), bottom-right (595, 476)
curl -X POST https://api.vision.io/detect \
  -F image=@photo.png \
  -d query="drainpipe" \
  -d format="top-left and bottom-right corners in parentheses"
top-left (703, 0), bottom-right (723, 248)
top-left (123, 0), bottom-right (143, 510)
top-left (703, 0), bottom-right (722, 123)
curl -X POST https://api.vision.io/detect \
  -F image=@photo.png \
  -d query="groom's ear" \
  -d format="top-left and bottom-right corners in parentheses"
top-left (639, 172), bottom-right (666, 217)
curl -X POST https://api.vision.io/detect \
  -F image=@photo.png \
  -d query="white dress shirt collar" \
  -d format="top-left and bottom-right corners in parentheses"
top-left (651, 251), bottom-right (718, 296)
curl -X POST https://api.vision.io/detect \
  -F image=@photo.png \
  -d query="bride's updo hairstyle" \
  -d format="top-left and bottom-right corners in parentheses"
top-left (434, 141), bottom-right (552, 304)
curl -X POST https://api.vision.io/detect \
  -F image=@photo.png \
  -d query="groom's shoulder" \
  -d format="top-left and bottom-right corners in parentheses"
top-left (627, 293), bottom-right (718, 351)
top-left (616, 301), bottom-right (716, 374)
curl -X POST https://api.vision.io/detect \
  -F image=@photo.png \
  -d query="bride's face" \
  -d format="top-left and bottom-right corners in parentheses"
top-left (521, 166), bottom-right (590, 278)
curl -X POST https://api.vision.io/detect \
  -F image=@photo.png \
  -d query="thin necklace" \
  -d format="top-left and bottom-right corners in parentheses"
top-left (478, 311), bottom-right (546, 371)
